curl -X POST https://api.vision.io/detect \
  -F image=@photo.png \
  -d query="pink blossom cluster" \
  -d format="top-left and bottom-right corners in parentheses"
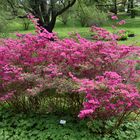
top-left (91, 26), bottom-right (119, 41)
top-left (76, 72), bottom-right (140, 119)
top-left (0, 30), bottom-right (140, 100)
top-left (117, 20), bottom-right (126, 25)
top-left (90, 25), bottom-right (128, 41)
top-left (114, 30), bottom-right (128, 40)
top-left (111, 15), bottom-right (126, 25)
top-left (111, 15), bottom-right (118, 20)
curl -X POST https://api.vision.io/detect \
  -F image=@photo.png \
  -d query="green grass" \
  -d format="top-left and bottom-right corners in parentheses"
top-left (0, 16), bottom-right (140, 46)
top-left (54, 17), bottom-right (140, 46)
top-left (105, 16), bottom-right (140, 46)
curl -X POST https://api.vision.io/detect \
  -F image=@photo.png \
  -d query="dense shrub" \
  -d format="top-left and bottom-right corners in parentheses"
top-left (76, 72), bottom-right (140, 120)
top-left (91, 26), bottom-right (118, 40)
top-left (91, 26), bottom-right (130, 41)
top-left (0, 14), bottom-right (140, 136)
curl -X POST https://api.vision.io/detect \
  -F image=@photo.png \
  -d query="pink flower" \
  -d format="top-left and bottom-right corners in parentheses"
top-left (78, 109), bottom-right (93, 119)
top-left (117, 20), bottom-right (126, 25)
top-left (111, 15), bottom-right (118, 20)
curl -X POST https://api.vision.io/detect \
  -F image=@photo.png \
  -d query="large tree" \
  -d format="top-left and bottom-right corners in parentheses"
top-left (2, 0), bottom-right (77, 32)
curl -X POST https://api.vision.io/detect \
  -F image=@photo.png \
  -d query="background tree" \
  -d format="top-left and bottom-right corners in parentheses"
top-left (0, 0), bottom-right (77, 32)
top-left (74, 1), bottom-right (107, 27)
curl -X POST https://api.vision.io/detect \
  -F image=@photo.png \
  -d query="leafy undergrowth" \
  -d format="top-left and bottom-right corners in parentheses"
top-left (0, 107), bottom-right (96, 140)
top-left (0, 107), bottom-right (140, 140)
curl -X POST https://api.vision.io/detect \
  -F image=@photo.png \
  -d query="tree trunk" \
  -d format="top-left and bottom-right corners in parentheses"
top-left (43, 16), bottom-right (56, 33)
top-left (38, 13), bottom-right (56, 33)
top-left (127, 0), bottom-right (131, 13)
top-left (130, 0), bottom-right (135, 18)
top-left (28, 0), bottom-right (76, 33)
top-left (114, 0), bottom-right (118, 15)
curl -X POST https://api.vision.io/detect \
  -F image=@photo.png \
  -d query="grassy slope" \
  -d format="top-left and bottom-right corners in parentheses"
top-left (1, 16), bottom-right (140, 46)
top-left (54, 17), bottom-right (140, 46)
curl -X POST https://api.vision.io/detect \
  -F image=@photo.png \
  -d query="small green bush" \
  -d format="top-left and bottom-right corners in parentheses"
top-left (87, 118), bottom-right (140, 140)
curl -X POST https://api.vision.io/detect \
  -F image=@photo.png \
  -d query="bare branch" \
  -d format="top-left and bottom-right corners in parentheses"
top-left (56, 0), bottom-right (76, 16)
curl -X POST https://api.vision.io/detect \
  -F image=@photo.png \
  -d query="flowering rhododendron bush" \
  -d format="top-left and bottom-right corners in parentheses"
top-left (76, 72), bottom-right (140, 119)
top-left (91, 14), bottom-right (129, 41)
top-left (0, 15), bottom-right (140, 127)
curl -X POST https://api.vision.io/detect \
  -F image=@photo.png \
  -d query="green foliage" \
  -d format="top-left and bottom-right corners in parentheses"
top-left (75, 4), bottom-right (108, 27)
top-left (127, 30), bottom-right (135, 37)
top-left (133, 7), bottom-right (140, 16)
top-left (58, 8), bottom-right (72, 25)
top-left (117, 34), bottom-right (128, 41)
top-left (0, 32), bottom-right (9, 38)
top-left (7, 89), bottom-right (83, 115)
top-left (136, 60), bottom-right (140, 90)
top-left (87, 118), bottom-right (140, 140)
top-left (20, 18), bottom-right (31, 30)
top-left (0, 106), bottom-right (140, 140)
top-left (0, 14), bottom-right (8, 32)
top-left (109, 120), bottom-right (140, 140)
top-left (0, 107), bottom-right (96, 140)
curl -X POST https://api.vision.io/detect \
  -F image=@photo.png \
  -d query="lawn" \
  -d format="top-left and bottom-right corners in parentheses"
top-left (1, 16), bottom-right (140, 46)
